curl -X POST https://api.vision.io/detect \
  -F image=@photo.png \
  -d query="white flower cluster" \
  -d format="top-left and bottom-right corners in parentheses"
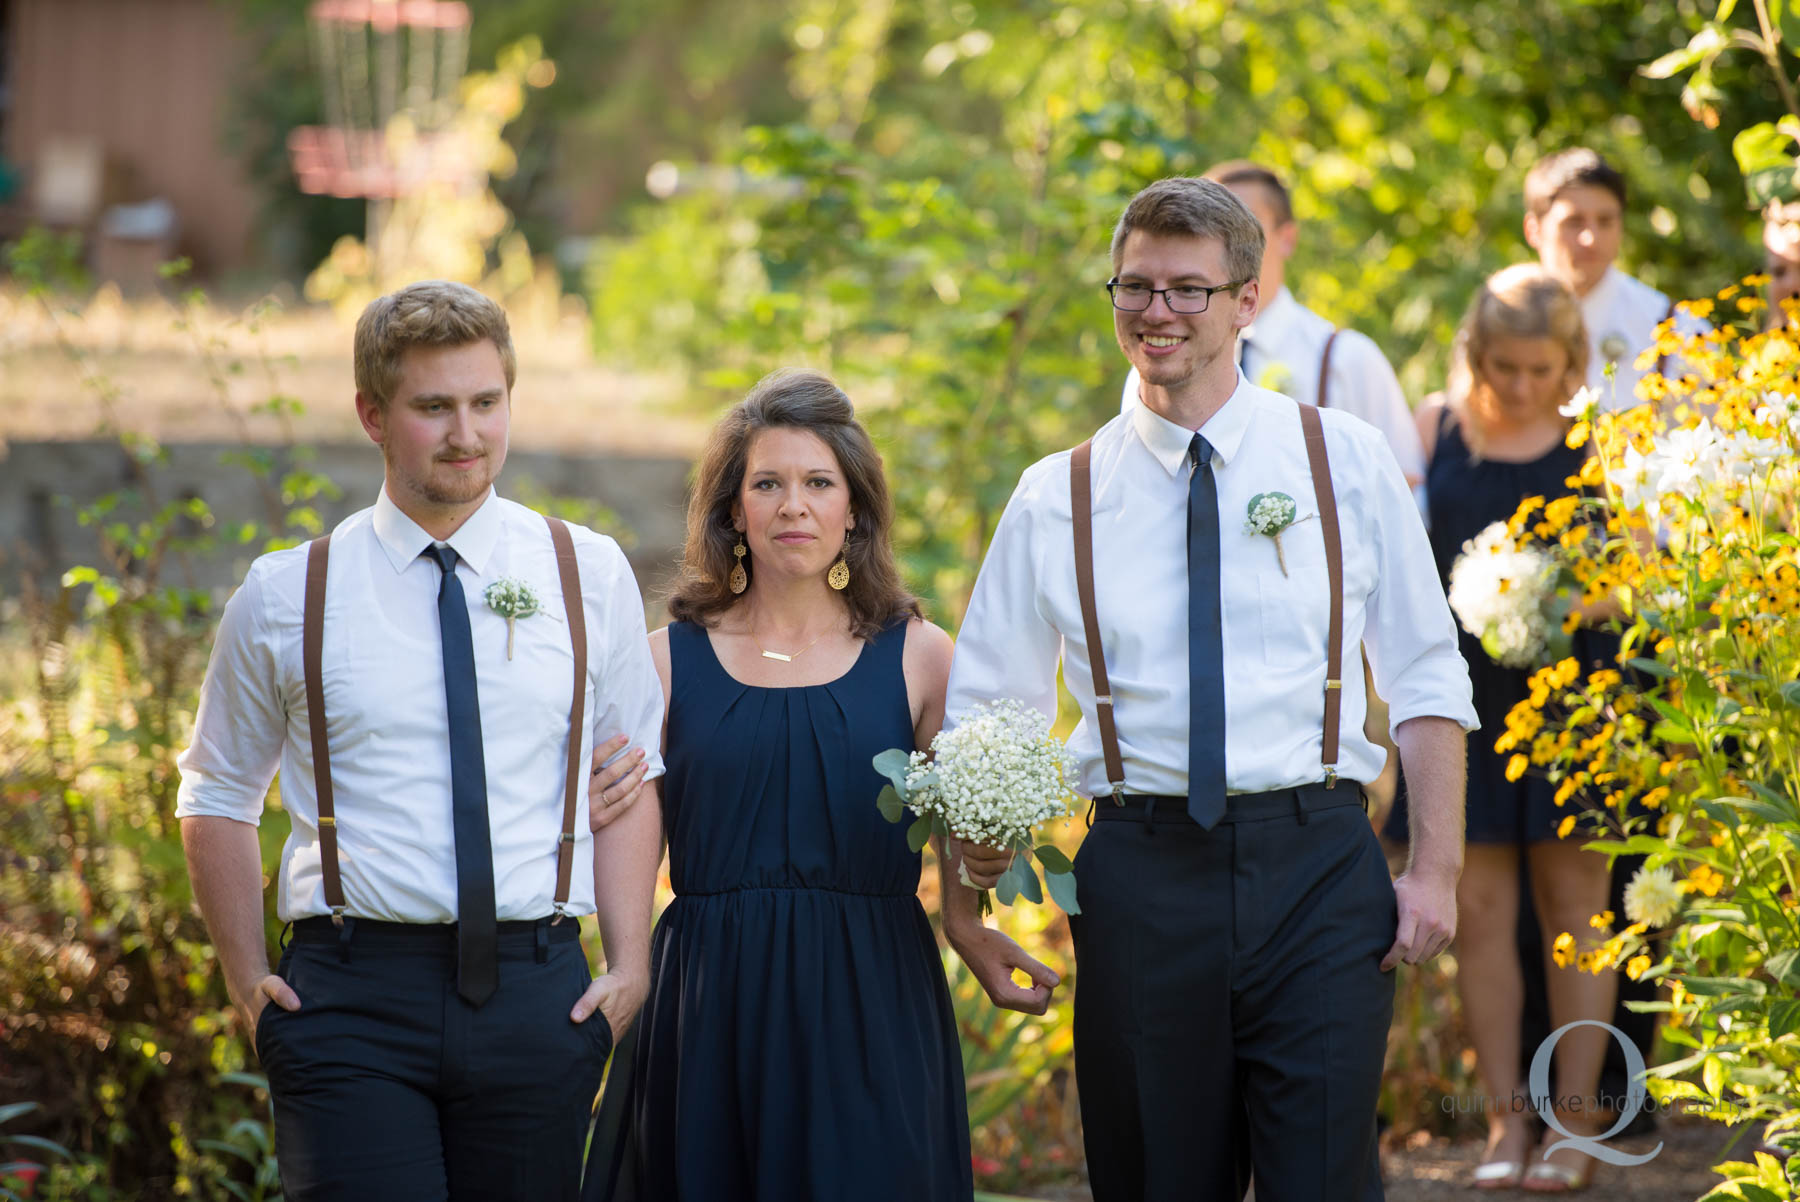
top-left (1447, 521), bottom-right (1556, 669)
top-left (1244, 491), bottom-right (1297, 536)
top-left (483, 577), bottom-right (542, 620)
top-left (904, 699), bottom-right (1077, 848)
top-left (1608, 419), bottom-right (1785, 517)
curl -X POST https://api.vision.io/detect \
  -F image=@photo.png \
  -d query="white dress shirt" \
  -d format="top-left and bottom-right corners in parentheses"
top-left (1581, 266), bottom-right (1705, 409)
top-left (1121, 287), bottom-right (1428, 514)
top-left (949, 377), bottom-right (1476, 799)
top-left (175, 487), bottom-right (667, 923)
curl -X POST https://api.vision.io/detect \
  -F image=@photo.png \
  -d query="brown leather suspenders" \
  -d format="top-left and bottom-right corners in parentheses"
top-left (301, 513), bottom-right (589, 926)
top-left (302, 536), bottom-right (345, 922)
top-left (1071, 440), bottom-right (1127, 803)
top-left (1069, 398), bottom-right (1347, 803)
top-left (1316, 329), bottom-right (1342, 409)
top-left (1297, 402), bottom-right (1346, 785)
top-left (544, 516), bottom-right (588, 920)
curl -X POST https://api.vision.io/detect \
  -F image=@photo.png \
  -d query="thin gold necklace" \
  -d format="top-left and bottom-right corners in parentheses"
top-left (749, 622), bottom-right (829, 663)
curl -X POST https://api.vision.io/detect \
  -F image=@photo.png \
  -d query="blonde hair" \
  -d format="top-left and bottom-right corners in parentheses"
top-left (353, 280), bottom-right (517, 408)
top-left (1447, 264), bottom-right (1587, 458)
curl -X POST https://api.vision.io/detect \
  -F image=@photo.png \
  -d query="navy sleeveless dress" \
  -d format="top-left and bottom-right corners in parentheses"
top-left (1383, 412), bottom-right (1591, 846)
top-left (584, 618), bottom-right (974, 1202)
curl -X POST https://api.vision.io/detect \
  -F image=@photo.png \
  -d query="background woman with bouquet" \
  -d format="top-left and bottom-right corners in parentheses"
top-left (1382, 263), bottom-right (1617, 1190)
top-left (582, 369), bottom-right (1048, 1202)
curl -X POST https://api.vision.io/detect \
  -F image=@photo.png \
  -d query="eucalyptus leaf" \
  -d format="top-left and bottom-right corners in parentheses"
top-left (995, 860), bottom-right (1022, 907)
top-left (872, 748), bottom-right (914, 792)
top-left (906, 813), bottom-right (934, 854)
top-left (876, 784), bottom-right (906, 825)
top-left (1015, 859), bottom-right (1044, 905)
top-left (1044, 866), bottom-right (1081, 914)
top-left (1034, 845), bottom-right (1074, 874)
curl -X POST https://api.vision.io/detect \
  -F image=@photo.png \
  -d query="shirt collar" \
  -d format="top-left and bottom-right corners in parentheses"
top-left (1129, 374), bottom-right (1258, 477)
top-left (371, 485), bottom-right (502, 576)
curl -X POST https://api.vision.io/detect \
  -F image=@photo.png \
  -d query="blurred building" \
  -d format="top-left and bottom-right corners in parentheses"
top-left (0, 0), bottom-right (258, 283)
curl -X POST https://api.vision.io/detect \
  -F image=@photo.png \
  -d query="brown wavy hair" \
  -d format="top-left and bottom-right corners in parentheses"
top-left (668, 368), bottom-right (922, 639)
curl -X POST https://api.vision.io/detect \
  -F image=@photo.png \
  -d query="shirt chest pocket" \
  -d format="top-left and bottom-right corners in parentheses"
top-left (1233, 513), bottom-right (1332, 671)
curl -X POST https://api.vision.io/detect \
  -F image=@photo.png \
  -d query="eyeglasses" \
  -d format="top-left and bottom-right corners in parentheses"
top-left (1106, 278), bottom-right (1248, 314)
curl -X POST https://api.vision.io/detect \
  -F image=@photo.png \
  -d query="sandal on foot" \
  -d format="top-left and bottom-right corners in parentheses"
top-left (1522, 1161), bottom-right (1591, 1193)
top-left (1471, 1160), bottom-right (1524, 1189)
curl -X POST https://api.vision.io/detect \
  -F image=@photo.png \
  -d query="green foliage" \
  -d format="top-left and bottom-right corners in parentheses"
top-left (0, 247), bottom-right (317, 1193)
top-left (590, 0), bottom-right (1776, 617)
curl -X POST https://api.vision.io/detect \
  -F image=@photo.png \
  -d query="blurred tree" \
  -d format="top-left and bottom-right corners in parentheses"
top-left (588, 0), bottom-right (1781, 616)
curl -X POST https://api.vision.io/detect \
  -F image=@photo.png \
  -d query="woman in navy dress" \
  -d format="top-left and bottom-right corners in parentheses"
top-left (582, 369), bottom-right (1051, 1202)
top-left (1382, 265), bottom-right (1615, 1192)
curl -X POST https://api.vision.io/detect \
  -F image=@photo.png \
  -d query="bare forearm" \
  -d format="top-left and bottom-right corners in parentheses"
top-left (934, 836), bottom-right (984, 947)
top-left (181, 815), bottom-right (273, 1012)
top-left (1395, 714), bottom-right (1466, 883)
top-left (590, 778), bottom-right (661, 981)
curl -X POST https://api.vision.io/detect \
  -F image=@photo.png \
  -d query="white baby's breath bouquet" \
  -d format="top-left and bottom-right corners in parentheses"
top-left (874, 698), bottom-right (1080, 916)
top-left (1447, 520), bottom-right (1567, 669)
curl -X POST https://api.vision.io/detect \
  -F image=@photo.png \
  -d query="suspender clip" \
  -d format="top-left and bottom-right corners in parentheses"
top-left (1324, 766), bottom-right (1339, 789)
top-left (551, 901), bottom-right (571, 925)
top-left (1109, 782), bottom-right (1127, 806)
top-left (329, 904), bottom-right (346, 929)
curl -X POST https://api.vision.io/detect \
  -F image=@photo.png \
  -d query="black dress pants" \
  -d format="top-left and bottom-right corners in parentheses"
top-left (255, 917), bottom-right (613, 1202)
top-left (1070, 789), bottom-right (1397, 1202)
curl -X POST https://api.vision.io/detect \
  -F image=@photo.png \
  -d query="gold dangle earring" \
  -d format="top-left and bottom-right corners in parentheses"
top-left (827, 536), bottom-right (850, 591)
top-left (729, 539), bottom-right (749, 594)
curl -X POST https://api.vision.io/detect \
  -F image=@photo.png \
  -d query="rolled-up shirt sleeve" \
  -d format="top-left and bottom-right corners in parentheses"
top-left (1360, 437), bottom-right (1478, 734)
top-left (175, 563), bottom-right (287, 824)
top-left (946, 471), bottom-right (1064, 728)
top-left (586, 537), bottom-right (666, 781)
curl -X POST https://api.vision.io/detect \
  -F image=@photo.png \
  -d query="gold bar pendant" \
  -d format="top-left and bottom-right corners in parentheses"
top-left (760, 650), bottom-right (792, 662)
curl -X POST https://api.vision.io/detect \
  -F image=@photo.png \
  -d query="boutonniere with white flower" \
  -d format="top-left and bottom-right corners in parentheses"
top-left (1244, 491), bottom-right (1307, 576)
top-left (1600, 331), bottom-right (1630, 365)
top-left (483, 578), bottom-right (543, 660)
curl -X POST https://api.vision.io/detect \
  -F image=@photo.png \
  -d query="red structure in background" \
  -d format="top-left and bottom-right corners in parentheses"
top-left (286, 0), bottom-right (472, 240)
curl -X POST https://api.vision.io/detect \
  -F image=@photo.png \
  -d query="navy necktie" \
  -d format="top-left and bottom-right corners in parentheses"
top-left (428, 545), bottom-right (499, 1006)
top-left (1187, 434), bottom-right (1227, 828)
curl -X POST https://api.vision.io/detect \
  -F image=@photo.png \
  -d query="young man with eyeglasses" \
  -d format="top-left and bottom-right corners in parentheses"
top-left (1118, 161), bottom-right (1426, 512)
top-left (944, 177), bottom-right (1475, 1200)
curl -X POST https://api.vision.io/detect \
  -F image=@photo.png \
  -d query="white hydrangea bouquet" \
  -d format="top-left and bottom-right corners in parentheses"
top-left (1447, 520), bottom-right (1570, 669)
top-left (873, 698), bottom-right (1080, 916)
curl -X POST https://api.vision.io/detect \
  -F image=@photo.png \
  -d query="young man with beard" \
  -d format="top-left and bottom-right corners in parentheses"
top-left (176, 280), bottom-right (664, 1201)
top-left (944, 178), bottom-right (1475, 1199)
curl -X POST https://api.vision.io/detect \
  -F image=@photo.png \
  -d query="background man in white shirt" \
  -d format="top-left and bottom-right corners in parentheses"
top-left (176, 281), bottom-right (665, 1201)
top-left (1524, 148), bottom-right (1697, 408)
top-left (944, 178), bottom-right (1474, 1201)
top-left (1120, 161), bottom-right (1427, 510)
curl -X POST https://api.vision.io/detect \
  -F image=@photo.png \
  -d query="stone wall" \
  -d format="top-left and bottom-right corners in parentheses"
top-left (0, 440), bottom-right (693, 608)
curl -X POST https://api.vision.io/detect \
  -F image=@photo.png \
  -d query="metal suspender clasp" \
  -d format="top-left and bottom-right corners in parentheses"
top-left (551, 902), bottom-right (570, 924)
top-left (329, 905), bottom-right (346, 929)
top-left (1324, 765), bottom-right (1339, 789)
